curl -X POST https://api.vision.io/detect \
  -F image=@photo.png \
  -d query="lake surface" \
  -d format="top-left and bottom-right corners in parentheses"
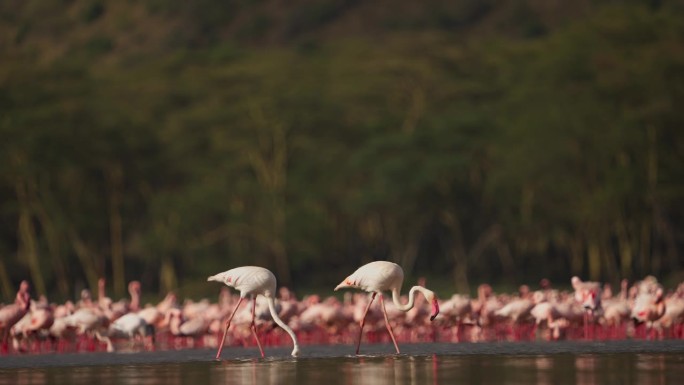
top-left (1, 341), bottom-right (683, 385)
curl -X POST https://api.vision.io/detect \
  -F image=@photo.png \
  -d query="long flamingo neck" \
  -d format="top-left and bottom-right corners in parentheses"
top-left (169, 313), bottom-right (181, 335)
top-left (130, 292), bottom-right (140, 311)
top-left (391, 286), bottom-right (429, 312)
top-left (266, 296), bottom-right (300, 356)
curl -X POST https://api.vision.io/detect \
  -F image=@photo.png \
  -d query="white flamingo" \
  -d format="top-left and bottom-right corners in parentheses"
top-left (334, 261), bottom-right (440, 354)
top-left (107, 312), bottom-right (155, 351)
top-left (207, 266), bottom-right (300, 359)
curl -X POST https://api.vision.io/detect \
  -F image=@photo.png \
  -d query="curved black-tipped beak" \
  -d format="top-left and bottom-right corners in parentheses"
top-left (430, 298), bottom-right (440, 321)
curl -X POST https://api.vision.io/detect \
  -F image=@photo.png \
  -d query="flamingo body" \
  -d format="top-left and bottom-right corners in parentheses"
top-left (209, 266), bottom-right (276, 298)
top-left (336, 261), bottom-right (404, 294)
top-left (110, 313), bottom-right (150, 338)
top-left (208, 266), bottom-right (299, 358)
top-left (0, 281), bottom-right (31, 350)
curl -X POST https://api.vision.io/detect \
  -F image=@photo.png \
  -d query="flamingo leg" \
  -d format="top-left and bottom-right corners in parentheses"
top-left (216, 297), bottom-right (244, 360)
top-left (250, 296), bottom-right (265, 358)
top-left (356, 292), bottom-right (376, 355)
top-left (379, 294), bottom-right (400, 354)
top-left (1, 329), bottom-right (8, 353)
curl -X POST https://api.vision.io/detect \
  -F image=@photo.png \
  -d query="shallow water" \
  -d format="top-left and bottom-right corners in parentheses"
top-left (1, 342), bottom-right (683, 385)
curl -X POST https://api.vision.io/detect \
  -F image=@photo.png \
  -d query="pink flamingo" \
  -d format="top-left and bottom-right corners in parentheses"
top-left (530, 291), bottom-right (561, 340)
top-left (571, 276), bottom-right (602, 338)
top-left (10, 299), bottom-right (54, 352)
top-left (600, 279), bottom-right (631, 338)
top-left (436, 294), bottom-right (476, 342)
top-left (655, 293), bottom-right (684, 338)
top-left (127, 281), bottom-right (142, 312)
top-left (334, 261), bottom-right (440, 354)
top-left (493, 291), bottom-right (534, 341)
top-left (631, 286), bottom-right (666, 339)
top-left (207, 266), bottom-right (300, 359)
top-left (168, 307), bottom-right (209, 336)
top-left (0, 281), bottom-right (31, 352)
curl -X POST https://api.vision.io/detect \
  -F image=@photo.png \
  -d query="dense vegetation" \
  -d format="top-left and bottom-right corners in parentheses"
top-left (1, 0), bottom-right (683, 301)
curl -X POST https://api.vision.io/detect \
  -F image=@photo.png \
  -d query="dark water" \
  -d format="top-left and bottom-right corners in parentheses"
top-left (1, 341), bottom-right (683, 385)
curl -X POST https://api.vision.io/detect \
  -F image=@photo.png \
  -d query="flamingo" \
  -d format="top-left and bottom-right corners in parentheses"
top-left (127, 281), bottom-right (142, 312)
top-left (298, 297), bottom-right (350, 337)
top-left (530, 291), bottom-right (561, 340)
top-left (207, 266), bottom-right (300, 359)
top-left (600, 280), bottom-right (631, 336)
top-left (107, 312), bottom-right (155, 351)
top-left (334, 261), bottom-right (440, 354)
top-left (97, 278), bottom-right (111, 309)
top-left (0, 281), bottom-right (31, 352)
top-left (493, 291), bottom-right (534, 341)
top-left (138, 292), bottom-right (178, 330)
top-left (168, 308), bottom-right (209, 336)
top-left (10, 299), bottom-right (54, 352)
top-left (631, 286), bottom-right (666, 339)
top-left (654, 294), bottom-right (684, 338)
top-left (436, 294), bottom-right (475, 342)
top-left (571, 276), bottom-right (602, 339)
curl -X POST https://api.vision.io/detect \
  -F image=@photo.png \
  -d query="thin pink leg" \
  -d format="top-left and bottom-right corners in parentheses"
top-left (250, 297), bottom-right (265, 358)
top-left (379, 294), bottom-right (400, 354)
top-left (356, 292), bottom-right (376, 355)
top-left (216, 297), bottom-right (244, 360)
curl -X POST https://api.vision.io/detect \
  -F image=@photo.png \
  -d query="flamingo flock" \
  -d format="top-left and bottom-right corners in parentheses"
top-left (1, 261), bottom-right (684, 357)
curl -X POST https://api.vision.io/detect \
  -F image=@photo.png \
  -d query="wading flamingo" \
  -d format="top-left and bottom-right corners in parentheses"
top-left (207, 266), bottom-right (300, 359)
top-left (571, 276), bottom-right (602, 339)
top-left (0, 281), bottom-right (31, 352)
top-left (334, 261), bottom-right (440, 354)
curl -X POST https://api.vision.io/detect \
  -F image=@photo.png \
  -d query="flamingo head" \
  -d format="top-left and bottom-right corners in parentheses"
top-left (428, 293), bottom-right (440, 321)
top-left (430, 298), bottom-right (440, 321)
top-left (334, 277), bottom-right (354, 291)
top-left (128, 281), bottom-right (141, 294)
top-left (208, 272), bottom-right (236, 289)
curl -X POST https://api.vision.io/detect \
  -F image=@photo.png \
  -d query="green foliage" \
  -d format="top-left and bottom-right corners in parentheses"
top-left (81, 1), bottom-right (105, 24)
top-left (84, 36), bottom-right (114, 56)
top-left (1, 0), bottom-right (683, 300)
top-left (286, 0), bottom-right (359, 37)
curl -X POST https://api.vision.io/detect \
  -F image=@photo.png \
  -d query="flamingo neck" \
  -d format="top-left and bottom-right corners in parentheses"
top-left (130, 292), bottom-right (140, 311)
top-left (266, 296), bottom-right (300, 357)
top-left (98, 283), bottom-right (105, 302)
top-left (169, 313), bottom-right (182, 335)
top-left (391, 286), bottom-right (432, 312)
